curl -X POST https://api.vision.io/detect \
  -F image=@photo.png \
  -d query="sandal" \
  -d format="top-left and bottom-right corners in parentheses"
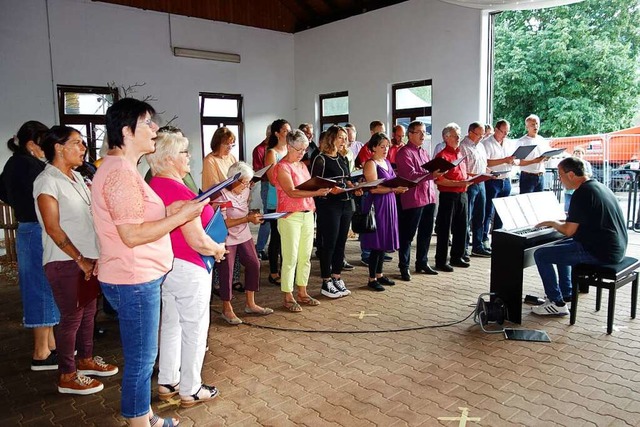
top-left (150, 414), bottom-right (180, 427)
top-left (268, 275), bottom-right (281, 285)
top-left (244, 306), bottom-right (274, 315)
top-left (180, 384), bottom-right (219, 408)
top-left (283, 301), bottom-right (302, 312)
top-left (232, 282), bottom-right (245, 293)
top-left (158, 383), bottom-right (179, 401)
top-left (298, 296), bottom-right (320, 306)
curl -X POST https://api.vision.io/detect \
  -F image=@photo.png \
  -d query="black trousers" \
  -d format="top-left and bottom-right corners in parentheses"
top-left (398, 203), bottom-right (436, 269)
top-left (435, 192), bottom-right (468, 266)
top-left (316, 199), bottom-right (354, 277)
top-left (267, 209), bottom-right (282, 275)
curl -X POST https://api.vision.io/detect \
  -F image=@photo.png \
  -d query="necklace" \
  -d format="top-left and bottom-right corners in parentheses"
top-left (65, 171), bottom-right (92, 213)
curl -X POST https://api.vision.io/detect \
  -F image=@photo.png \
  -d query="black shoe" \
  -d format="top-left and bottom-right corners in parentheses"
top-left (367, 280), bottom-right (385, 292)
top-left (471, 248), bottom-right (492, 258)
top-left (31, 351), bottom-right (58, 371)
top-left (257, 250), bottom-right (268, 260)
top-left (563, 296), bottom-right (573, 303)
top-left (450, 258), bottom-right (470, 268)
top-left (383, 255), bottom-right (392, 262)
top-left (267, 275), bottom-right (281, 286)
top-left (415, 264), bottom-right (438, 275)
top-left (342, 261), bottom-right (355, 271)
top-left (462, 255), bottom-right (471, 263)
top-left (399, 268), bottom-right (411, 281)
top-left (435, 264), bottom-right (454, 272)
top-left (377, 276), bottom-right (395, 286)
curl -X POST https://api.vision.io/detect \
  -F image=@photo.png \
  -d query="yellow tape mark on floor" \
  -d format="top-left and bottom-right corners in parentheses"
top-left (437, 407), bottom-right (481, 426)
top-left (349, 311), bottom-right (379, 320)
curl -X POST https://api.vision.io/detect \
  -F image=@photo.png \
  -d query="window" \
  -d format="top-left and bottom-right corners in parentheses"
top-left (319, 91), bottom-right (349, 131)
top-left (199, 93), bottom-right (244, 160)
top-left (57, 85), bottom-right (118, 162)
top-left (392, 80), bottom-right (433, 139)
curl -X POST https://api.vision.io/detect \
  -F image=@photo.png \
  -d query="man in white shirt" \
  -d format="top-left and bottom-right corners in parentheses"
top-left (345, 123), bottom-right (363, 165)
top-left (516, 114), bottom-right (550, 194)
top-left (482, 119), bottom-right (515, 246)
top-left (460, 122), bottom-right (491, 257)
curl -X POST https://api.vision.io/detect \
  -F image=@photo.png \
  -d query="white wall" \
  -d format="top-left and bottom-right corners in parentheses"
top-left (0, 0), bottom-right (295, 183)
top-left (1, 0), bottom-right (489, 178)
top-left (294, 0), bottom-right (487, 150)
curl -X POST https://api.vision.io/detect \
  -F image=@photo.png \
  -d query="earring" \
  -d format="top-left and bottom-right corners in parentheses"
top-left (29, 150), bottom-right (35, 156)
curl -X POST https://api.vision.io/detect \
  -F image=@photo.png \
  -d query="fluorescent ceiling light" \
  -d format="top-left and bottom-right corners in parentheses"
top-left (173, 47), bottom-right (241, 63)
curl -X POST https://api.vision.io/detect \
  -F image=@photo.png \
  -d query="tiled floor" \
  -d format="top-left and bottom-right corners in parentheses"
top-left (1, 231), bottom-right (640, 426)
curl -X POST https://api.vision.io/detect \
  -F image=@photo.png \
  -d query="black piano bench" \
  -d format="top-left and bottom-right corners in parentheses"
top-left (569, 257), bottom-right (640, 334)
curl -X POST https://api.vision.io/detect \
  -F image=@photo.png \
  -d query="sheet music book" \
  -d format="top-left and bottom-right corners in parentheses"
top-left (194, 172), bottom-right (241, 202)
top-left (77, 270), bottom-right (100, 308)
top-left (511, 145), bottom-right (537, 160)
top-left (342, 178), bottom-right (385, 192)
top-left (201, 208), bottom-right (228, 273)
top-left (422, 156), bottom-right (466, 173)
top-left (463, 174), bottom-right (493, 184)
top-left (379, 175), bottom-right (429, 189)
top-left (492, 192), bottom-right (565, 231)
top-left (251, 164), bottom-right (273, 182)
top-left (295, 176), bottom-right (337, 191)
top-left (261, 212), bottom-right (289, 220)
top-left (540, 148), bottom-right (566, 158)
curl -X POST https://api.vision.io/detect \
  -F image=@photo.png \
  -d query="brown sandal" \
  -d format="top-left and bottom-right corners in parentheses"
top-left (158, 383), bottom-right (179, 401)
top-left (298, 296), bottom-right (320, 306)
top-left (283, 301), bottom-right (302, 312)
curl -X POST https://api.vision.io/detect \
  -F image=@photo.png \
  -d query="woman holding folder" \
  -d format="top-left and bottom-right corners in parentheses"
top-left (216, 162), bottom-right (274, 324)
top-left (361, 133), bottom-right (408, 291)
top-left (275, 129), bottom-right (332, 312)
top-left (147, 130), bottom-right (227, 408)
top-left (310, 125), bottom-right (360, 298)
top-left (34, 126), bottom-right (118, 395)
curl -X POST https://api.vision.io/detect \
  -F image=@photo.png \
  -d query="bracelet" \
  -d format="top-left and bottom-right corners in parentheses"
top-left (75, 254), bottom-right (84, 263)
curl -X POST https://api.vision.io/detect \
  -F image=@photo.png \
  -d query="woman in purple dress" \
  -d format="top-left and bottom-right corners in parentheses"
top-left (361, 133), bottom-right (408, 291)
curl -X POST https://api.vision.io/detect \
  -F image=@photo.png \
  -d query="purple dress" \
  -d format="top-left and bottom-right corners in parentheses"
top-left (361, 159), bottom-right (399, 251)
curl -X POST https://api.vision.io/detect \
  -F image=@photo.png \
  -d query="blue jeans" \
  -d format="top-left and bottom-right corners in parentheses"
top-left (534, 239), bottom-right (600, 304)
top-left (256, 183), bottom-right (271, 252)
top-left (466, 182), bottom-right (486, 252)
top-left (484, 178), bottom-right (511, 241)
top-left (16, 222), bottom-right (60, 327)
top-left (519, 172), bottom-right (544, 194)
top-left (101, 276), bottom-right (164, 418)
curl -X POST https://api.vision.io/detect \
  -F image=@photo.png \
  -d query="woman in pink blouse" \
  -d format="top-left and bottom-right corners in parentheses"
top-left (274, 130), bottom-right (332, 312)
top-left (216, 161), bottom-right (273, 324)
top-left (92, 98), bottom-right (207, 427)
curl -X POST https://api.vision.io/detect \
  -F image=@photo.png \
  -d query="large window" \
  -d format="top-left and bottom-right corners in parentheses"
top-left (319, 91), bottom-right (349, 131)
top-left (392, 80), bottom-right (432, 138)
top-left (57, 85), bottom-right (118, 162)
top-left (199, 93), bottom-right (244, 160)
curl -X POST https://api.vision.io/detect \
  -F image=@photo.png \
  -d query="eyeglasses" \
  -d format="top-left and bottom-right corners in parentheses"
top-left (223, 142), bottom-right (236, 148)
top-left (179, 150), bottom-right (190, 156)
top-left (138, 118), bottom-right (157, 128)
top-left (410, 130), bottom-right (429, 135)
top-left (473, 130), bottom-right (484, 138)
top-left (290, 145), bottom-right (307, 153)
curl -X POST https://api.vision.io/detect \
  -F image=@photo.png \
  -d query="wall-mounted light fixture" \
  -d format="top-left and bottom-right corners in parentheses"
top-left (172, 47), bottom-right (241, 63)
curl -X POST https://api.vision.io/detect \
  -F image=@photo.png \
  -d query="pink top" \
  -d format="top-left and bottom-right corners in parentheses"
top-left (91, 156), bottom-right (173, 284)
top-left (149, 177), bottom-right (214, 269)
top-left (274, 160), bottom-right (316, 213)
top-left (216, 187), bottom-right (252, 246)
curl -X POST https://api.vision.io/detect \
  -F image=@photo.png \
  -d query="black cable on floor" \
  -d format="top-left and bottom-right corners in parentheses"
top-left (211, 308), bottom-right (476, 334)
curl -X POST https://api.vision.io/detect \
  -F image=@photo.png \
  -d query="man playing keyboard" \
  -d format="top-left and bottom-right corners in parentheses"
top-left (532, 157), bottom-right (627, 316)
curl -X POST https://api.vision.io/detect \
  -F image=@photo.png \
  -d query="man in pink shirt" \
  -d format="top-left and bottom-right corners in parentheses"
top-left (395, 121), bottom-right (439, 280)
top-left (388, 124), bottom-right (406, 168)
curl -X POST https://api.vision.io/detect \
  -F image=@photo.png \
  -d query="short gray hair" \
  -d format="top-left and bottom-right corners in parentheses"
top-left (442, 122), bottom-right (461, 139)
top-left (145, 132), bottom-right (189, 176)
top-left (287, 129), bottom-right (308, 149)
top-left (227, 161), bottom-right (254, 181)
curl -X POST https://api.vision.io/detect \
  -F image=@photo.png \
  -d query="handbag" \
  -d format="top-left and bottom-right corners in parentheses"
top-left (351, 199), bottom-right (376, 234)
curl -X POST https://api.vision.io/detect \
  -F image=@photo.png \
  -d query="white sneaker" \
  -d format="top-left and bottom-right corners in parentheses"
top-left (532, 300), bottom-right (569, 316)
top-left (332, 278), bottom-right (351, 296)
top-left (321, 280), bottom-right (342, 298)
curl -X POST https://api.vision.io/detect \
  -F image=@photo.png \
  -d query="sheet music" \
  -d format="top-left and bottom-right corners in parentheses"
top-left (492, 192), bottom-right (565, 231)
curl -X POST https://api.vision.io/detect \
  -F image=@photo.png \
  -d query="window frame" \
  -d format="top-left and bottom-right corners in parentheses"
top-left (391, 79), bottom-right (433, 131)
top-left (57, 85), bottom-right (119, 163)
top-left (319, 91), bottom-right (349, 131)
top-left (199, 92), bottom-right (244, 160)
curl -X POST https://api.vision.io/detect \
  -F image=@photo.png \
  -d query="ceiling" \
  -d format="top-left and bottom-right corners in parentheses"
top-left (93, 0), bottom-right (410, 33)
top-left (93, 0), bottom-right (583, 33)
